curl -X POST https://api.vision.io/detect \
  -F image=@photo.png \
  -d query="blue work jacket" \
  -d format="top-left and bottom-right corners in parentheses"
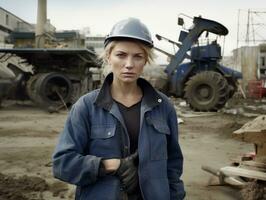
top-left (52, 73), bottom-right (185, 200)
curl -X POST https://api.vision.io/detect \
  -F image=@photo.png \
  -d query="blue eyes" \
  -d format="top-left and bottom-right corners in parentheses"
top-left (116, 54), bottom-right (144, 59)
top-left (116, 54), bottom-right (126, 57)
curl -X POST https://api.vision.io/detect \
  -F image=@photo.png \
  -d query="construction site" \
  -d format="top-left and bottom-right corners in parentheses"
top-left (0, 0), bottom-right (266, 200)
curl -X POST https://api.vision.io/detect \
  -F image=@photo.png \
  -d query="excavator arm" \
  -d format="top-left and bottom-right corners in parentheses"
top-left (165, 16), bottom-right (228, 75)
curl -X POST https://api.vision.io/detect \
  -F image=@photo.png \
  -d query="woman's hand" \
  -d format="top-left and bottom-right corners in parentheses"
top-left (102, 159), bottom-right (121, 172)
top-left (116, 152), bottom-right (139, 193)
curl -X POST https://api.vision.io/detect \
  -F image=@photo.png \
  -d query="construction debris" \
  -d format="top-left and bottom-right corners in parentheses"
top-left (233, 115), bottom-right (266, 162)
top-left (202, 115), bottom-right (266, 199)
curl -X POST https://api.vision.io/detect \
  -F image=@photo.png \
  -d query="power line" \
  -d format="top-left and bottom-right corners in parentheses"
top-left (237, 9), bottom-right (266, 47)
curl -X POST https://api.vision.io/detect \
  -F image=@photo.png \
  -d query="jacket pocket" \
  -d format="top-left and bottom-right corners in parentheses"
top-left (147, 117), bottom-right (170, 160)
top-left (89, 125), bottom-right (119, 158)
top-left (90, 125), bottom-right (116, 139)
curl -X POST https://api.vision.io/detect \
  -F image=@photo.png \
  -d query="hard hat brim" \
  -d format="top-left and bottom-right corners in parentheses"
top-left (104, 35), bottom-right (153, 48)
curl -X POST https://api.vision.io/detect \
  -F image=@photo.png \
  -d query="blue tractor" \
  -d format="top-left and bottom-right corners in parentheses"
top-left (155, 16), bottom-right (242, 111)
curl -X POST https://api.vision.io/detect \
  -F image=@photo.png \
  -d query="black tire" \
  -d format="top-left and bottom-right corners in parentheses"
top-left (26, 74), bottom-right (42, 101)
top-left (28, 72), bottom-right (73, 109)
top-left (184, 71), bottom-right (229, 111)
top-left (69, 82), bottom-right (81, 104)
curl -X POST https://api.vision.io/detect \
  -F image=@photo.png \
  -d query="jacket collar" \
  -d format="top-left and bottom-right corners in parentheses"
top-left (94, 73), bottom-right (162, 111)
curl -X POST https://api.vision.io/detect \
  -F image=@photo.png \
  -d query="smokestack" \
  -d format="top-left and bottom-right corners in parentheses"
top-left (35, 0), bottom-right (47, 48)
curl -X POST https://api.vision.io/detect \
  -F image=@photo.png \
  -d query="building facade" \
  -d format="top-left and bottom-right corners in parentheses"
top-left (85, 36), bottom-right (105, 55)
top-left (0, 7), bottom-right (34, 47)
top-left (222, 45), bottom-right (266, 94)
top-left (9, 31), bottom-right (85, 48)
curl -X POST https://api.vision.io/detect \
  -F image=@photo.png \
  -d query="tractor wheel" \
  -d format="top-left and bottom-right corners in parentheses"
top-left (27, 72), bottom-right (73, 110)
top-left (184, 71), bottom-right (229, 111)
top-left (227, 83), bottom-right (237, 99)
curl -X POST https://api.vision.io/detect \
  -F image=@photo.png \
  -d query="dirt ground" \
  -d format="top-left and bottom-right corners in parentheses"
top-left (0, 98), bottom-right (264, 200)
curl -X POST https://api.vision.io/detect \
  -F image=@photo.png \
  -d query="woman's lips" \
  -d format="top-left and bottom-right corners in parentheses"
top-left (122, 72), bottom-right (135, 76)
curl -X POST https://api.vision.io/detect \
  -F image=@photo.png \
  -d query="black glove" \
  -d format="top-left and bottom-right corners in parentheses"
top-left (116, 152), bottom-right (139, 194)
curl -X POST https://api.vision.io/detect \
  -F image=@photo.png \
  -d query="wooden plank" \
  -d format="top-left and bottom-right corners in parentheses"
top-left (220, 166), bottom-right (266, 181)
top-left (224, 177), bottom-right (246, 187)
top-left (241, 160), bottom-right (266, 169)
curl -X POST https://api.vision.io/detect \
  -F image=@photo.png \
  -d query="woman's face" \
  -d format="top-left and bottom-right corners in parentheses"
top-left (107, 41), bottom-right (146, 84)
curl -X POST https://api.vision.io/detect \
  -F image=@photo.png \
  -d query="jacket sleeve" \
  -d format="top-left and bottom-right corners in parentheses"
top-left (52, 97), bottom-right (102, 186)
top-left (167, 108), bottom-right (186, 200)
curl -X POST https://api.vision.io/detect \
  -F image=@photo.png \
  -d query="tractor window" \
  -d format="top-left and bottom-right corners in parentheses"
top-left (261, 56), bottom-right (265, 68)
top-left (5, 14), bottom-right (9, 26)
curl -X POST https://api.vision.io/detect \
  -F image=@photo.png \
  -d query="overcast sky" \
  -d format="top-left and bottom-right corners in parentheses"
top-left (1, 0), bottom-right (266, 63)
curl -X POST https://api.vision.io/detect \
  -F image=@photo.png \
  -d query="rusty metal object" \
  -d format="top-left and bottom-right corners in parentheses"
top-left (0, 49), bottom-right (101, 110)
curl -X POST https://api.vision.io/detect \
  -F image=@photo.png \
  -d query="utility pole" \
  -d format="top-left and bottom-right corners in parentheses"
top-left (245, 9), bottom-right (250, 45)
top-left (236, 9), bottom-right (240, 50)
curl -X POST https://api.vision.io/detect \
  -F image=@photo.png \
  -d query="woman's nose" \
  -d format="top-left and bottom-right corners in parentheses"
top-left (125, 57), bottom-right (134, 69)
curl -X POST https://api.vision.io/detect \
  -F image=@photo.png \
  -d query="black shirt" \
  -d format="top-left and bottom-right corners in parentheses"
top-left (115, 100), bottom-right (143, 200)
top-left (115, 100), bottom-right (141, 154)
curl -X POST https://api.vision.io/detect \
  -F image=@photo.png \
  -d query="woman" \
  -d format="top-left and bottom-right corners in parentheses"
top-left (52, 18), bottom-right (185, 200)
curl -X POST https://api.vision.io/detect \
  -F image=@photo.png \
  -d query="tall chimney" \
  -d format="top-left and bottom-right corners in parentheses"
top-left (35, 0), bottom-right (47, 48)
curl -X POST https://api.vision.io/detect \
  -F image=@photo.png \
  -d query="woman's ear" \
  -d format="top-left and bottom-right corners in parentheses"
top-left (106, 59), bottom-right (110, 67)
top-left (106, 53), bottom-right (111, 65)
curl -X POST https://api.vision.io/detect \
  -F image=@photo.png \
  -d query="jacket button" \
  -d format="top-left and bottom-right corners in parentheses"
top-left (158, 98), bottom-right (162, 103)
top-left (107, 132), bottom-right (111, 136)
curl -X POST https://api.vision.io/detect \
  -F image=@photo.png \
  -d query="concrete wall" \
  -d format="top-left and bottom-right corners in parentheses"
top-left (239, 47), bottom-right (258, 85)
top-left (230, 46), bottom-right (259, 91)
